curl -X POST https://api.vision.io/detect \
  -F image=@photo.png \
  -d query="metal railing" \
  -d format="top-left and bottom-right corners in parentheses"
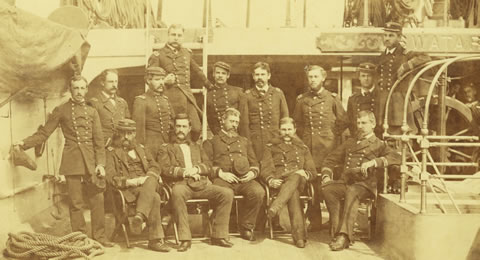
top-left (383, 55), bottom-right (480, 214)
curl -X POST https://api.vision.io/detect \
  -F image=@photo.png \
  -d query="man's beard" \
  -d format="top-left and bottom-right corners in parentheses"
top-left (255, 79), bottom-right (266, 87)
top-left (153, 86), bottom-right (164, 93)
top-left (122, 139), bottom-right (137, 150)
top-left (226, 127), bottom-right (238, 137)
top-left (282, 134), bottom-right (293, 142)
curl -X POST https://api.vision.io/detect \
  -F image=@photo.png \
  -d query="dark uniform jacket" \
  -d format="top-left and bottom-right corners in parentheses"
top-left (321, 134), bottom-right (400, 195)
top-left (157, 141), bottom-right (212, 184)
top-left (148, 44), bottom-right (209, 111)
top-left (293, 89), bottom-right (348, 168)
top-left (378, 44), bottom-right (430, 132)
top-left (203, 130), bottom-right (259, 179)
top-left (245, 86), bottom-right (289, 158)
top-left (106, 144), bottom-right (160, 201)
top-left (89, 93), bottom-right (130, 144)
top-left (260, 137), bottom-right (317, 183)
top-left (206, 84), bottom-right (249, 137)
top-left (346, 86), bottom-right (387, 137)
top-left (132, 90), bottom-right (175, 145)
top-left (22, 99), bottom-right (105, 176)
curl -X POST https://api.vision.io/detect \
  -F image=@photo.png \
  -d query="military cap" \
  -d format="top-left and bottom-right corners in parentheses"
top-left (146, 66), bottom-right (166, 76)
top-left (175, 113), bottom-right (189, 120)
top-left (116, 119), bottom-right (136, 131)
top-left (233, 157), bottom-right (250, 176)
top-left (358, 62), bottom-right (377, 74)
top-left (213, 61), bottom-right (231, 72)
top-left (11, 146), bottom-right (37, 171)
top-left (383, 22), bottom-right (402, 33)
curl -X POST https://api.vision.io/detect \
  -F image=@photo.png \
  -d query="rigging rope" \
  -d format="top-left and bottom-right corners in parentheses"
top-left (4, 231), bottom-right (105, 259)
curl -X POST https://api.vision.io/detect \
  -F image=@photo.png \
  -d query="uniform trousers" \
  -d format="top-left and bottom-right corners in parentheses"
top-left (213, 179), bottom-right (265, 231)
top-left (322, 183), bottom-right (372, 240)
top-left (171, 183), bottom-right (233, 241)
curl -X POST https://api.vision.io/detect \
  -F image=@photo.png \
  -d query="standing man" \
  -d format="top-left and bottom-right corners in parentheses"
top-left (321, 111), bottom-right (400, 251)
top-left (292, 65), bottom-right (348, 230)
top-left (261, 117), bottom-right (317, 248)
top-left (132, 66), bottom-right (175, 158)
top-left (106, 119), bottom-right (170, 252)
top-left (245, 62), bottom-right (289, 160)
top-left (14, 76), bottom-right (113, 247)
top-left (203, 108), bottom-right (264, 241)
top-left (148, 24), bottom-right (214, 141)
top-left (158, 114), bottom-right (234, 252)
top-left (89, 69), bottom-right (130, 146)
top-left (347, 62), bottom-right (387, 138)
top-left (378, 22), bottom-right (430, 134)
top-left (206, 61), bottom-right (249, 137)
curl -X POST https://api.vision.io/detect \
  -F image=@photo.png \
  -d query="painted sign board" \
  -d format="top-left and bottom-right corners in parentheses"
top-left (316, 29), bottom-right (480, 54)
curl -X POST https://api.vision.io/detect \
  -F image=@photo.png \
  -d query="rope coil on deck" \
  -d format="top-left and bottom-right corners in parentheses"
top-left (4, 231), bottom-right (105, 259)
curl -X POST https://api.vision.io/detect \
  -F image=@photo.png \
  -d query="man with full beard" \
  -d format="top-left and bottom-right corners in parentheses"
top-left (132, 66), bottom-right (175, 158)
top-left (158, 114), bottom-right (234, 252)
top-left (203, 108), bottom-right (264, 241)
top-left (105, 119), bottom-right (170, 252)
top-left (292, 65), bottom-right (348, 231)
top-left (245, 62), bottom-right (289, 160)
top-left (260, 117), bottom-right (317, 248)
top-left (89, 69), bottom-right (130, 146)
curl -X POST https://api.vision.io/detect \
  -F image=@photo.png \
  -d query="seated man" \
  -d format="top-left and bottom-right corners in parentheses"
top-left (158, 113), bottom-right (234, 252)
top-left (321, 110), bottom-right (400, 251)
top-left (260, 117), bottom-right (317, 248)
top-left (203, 108), bottom-right (265, 241)
top-left (105, 119), bottom-right (170, 252)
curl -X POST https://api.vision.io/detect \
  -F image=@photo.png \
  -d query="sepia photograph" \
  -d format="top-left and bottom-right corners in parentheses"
top-left (1, 0), bottom-right (480, 259)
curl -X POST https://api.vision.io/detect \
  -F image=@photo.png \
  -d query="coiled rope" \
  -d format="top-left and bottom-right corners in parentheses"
top-left (4, 231), bottom-right (105, 259)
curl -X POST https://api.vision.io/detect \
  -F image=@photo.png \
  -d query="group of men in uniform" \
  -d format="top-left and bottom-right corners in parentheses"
top-left (14, 21), bottom-right (428, 252)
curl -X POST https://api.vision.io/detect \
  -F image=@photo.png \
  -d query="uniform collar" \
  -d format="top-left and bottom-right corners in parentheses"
top-left (101, 91), bottom-right (116, 101)
top-left (70, 98), bottom-right (85, 106)
top-left (255, 84), bottom-right (269, 94)
top-left (361, 86), bottom-right (375, 96)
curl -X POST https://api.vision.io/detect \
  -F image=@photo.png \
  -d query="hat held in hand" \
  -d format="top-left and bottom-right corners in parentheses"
top-left (11, 146), bottom-right (37, 171)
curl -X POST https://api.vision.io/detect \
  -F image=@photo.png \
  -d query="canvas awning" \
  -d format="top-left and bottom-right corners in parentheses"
top-left (0, 1), bottom-right (90, 102)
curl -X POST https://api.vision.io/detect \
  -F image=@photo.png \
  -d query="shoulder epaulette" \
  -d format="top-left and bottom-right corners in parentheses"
top-left (161, 143), bottom-right (169, 147)
top-left (274, 87), bottom-right (282, 92)
top-left (185, 47), bottom-right (192, 53)
top-left (90, 97), bottom-right (99, 102)
top-left (245, 89), bottom-right (251, 94)
top-left (152, 50), bottom-right (160, 57)
top-left (135, 95), bottom-right (146, 100)
top-left (331, 92), bottom-right (338, 97)
top-left (139, 144), bottom-right (144, 148)
top-left (266, 143), bottom-right (273, 147)
top-left (296, 94), bottom-right (304, 100)
top-left (106, 146), bottom-right (114, 152)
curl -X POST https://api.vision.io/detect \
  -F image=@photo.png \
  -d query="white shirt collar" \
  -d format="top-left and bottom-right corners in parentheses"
top-left (255, 84), bottom-right (269, 93)
top-left (386, 47), bottom-right (396, 55)
top-left (361, 86), bottom-right (375, 96)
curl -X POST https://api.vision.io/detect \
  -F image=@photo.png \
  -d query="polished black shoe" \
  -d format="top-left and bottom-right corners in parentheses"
top-left (295, 240), bottom-right (306, 248)
top-left (211, 238), bottom-right (233, 248)
top-left (148, 240), bottom-right (171, 252)
top-left (129, 213), bottom-right (144, 235)
top-left (177, 241), bottom-right (192, 252)
top-left (240, 229), bottom-right (256, 241)
top-left (329, 234), bottom-right (350, 251)
top-left (98, 240), bottom-right (115, 248)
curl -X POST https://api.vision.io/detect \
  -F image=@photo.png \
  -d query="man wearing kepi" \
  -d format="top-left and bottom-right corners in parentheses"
top-left (89, 69), bottom-right (130, 146)
top-left (293, 65), bottom-right (348, 230)
top-left (206, 61), bottom-right (249, 137)
top-left (260, 117), bottom-right (317, 248)
top-left (378, 22), bottom-right (430, 134)
top-left (158, 113), bottom-right (234, 252)
top-left (14, 76), bottom-right (113, 247)
top-left (347, 62), bottom-right (387, 138)
top-left (321, 110), bottom-right (400, 251)
top-left (132, 66), bottom-right (175, 158)
top-left (245, 61), bottom-right (289, 160)
top-left (203, 108), bottom-right (264, 241)
top-left (148, 24), bottom-right (214, 141)
top-left (106, 119), bottom-right (170, 252)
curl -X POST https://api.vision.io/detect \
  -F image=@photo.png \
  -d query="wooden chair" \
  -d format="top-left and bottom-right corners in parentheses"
top-left (263, 181), bottom-right (315, 239)
top-left (110, 184), bottom-right (170, 248)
